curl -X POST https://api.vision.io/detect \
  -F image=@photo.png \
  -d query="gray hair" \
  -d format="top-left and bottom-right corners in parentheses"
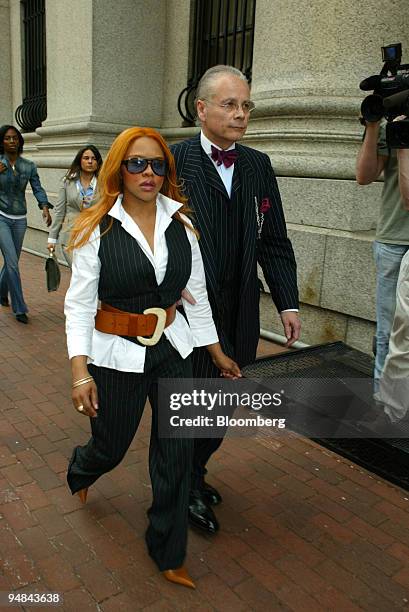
top-left (195, 65), bottom-right (248, 104)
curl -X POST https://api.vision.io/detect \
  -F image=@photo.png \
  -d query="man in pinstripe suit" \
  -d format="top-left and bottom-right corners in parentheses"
top-left (171, 65), bottom-right (301, 534)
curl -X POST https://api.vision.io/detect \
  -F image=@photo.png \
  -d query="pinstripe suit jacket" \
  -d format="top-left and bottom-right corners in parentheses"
top-left (171, 133), bottom-right (298, 366)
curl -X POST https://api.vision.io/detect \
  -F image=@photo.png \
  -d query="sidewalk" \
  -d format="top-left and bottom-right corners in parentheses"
top-left (1, 252), bottom-right (409, 611)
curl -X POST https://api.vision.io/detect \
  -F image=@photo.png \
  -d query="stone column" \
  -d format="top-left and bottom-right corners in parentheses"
top-left (35, 0), bottom-right (166, 151)
top-left (251, 0), bottom-right (409, 179)
top-left (250, 0), bottom-right (409, 351)
top-left (24, 0), bottom-right (167, 254)
top-left (161, 0), bottom-right (191, 129)
top-left (0, 0), bottom-right (13, 125)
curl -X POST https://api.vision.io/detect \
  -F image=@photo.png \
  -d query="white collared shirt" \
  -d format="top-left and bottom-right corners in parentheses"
top-left (64, 193), bottom-right (218, 372)
top-left (200, 131), bottom-right (235, 197)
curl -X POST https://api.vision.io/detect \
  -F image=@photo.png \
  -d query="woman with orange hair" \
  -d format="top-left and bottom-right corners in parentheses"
top-left (64, 127), bottom-right (240, 588)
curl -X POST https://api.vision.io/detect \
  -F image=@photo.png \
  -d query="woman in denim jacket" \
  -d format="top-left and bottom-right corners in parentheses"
top-left (0, 125), bottom-right (52, 323)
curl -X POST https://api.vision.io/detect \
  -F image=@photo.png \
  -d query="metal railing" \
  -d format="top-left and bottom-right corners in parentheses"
top-left (15, 0), bottom-right (47, 132)
top-left (178, 0), bottom-right (256, 124)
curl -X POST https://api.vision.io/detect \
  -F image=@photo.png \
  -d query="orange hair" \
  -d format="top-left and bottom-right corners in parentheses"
top-left (68, 126), bottom-right (195, 250)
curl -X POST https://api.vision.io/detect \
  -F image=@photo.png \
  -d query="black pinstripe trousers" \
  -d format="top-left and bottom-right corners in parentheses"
top-left (191, 287), bottom-right (238, 490)
top-left (67, 337), bottom-right (193, 571)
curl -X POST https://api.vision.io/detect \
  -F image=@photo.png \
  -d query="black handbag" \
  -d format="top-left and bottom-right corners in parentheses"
top-left (45, 250), bottom-right (61, 292)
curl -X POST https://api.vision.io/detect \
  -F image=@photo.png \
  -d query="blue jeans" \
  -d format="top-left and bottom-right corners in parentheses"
top-left (373, 240), bottom-right (409, 391)
top-left (0, 215), bottom-right (28, 315)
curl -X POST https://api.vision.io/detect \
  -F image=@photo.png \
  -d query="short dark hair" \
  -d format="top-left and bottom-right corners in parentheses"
top-left (65, 145), bottom-right (103, 180)
top-left (0, 125), bottom-right (24, 155)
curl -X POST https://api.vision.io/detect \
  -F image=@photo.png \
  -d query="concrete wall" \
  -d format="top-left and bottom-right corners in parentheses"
top-left (246, 0), bottom-right (409, 349)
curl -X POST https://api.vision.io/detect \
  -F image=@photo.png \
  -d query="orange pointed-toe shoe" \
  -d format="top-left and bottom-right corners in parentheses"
top-left (77, 487), bottom-right (88, 504)
top-left (163, 566), bottom-right (196, 589)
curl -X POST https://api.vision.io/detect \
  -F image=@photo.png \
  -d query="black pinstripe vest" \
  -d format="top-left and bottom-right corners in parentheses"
top-left (98, 216), bottom-right (191, 317)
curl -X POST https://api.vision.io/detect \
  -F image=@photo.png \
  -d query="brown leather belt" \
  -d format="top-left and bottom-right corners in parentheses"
top-left (95, 302), bottom-right (176, 346)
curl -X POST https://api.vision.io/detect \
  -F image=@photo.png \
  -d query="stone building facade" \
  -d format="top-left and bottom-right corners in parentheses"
top-left (1, 0), bottom-right (408, 351)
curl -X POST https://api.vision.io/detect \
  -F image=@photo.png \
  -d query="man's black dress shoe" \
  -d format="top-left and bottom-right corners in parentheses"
top-left (189, 490), bottom-right (219, 534)
top-left (0, 297), bottom-right (9, 306)
top-left (16, 314), bottom-right (28, 324)
top-left (201, 482), bottom-right (222, 506)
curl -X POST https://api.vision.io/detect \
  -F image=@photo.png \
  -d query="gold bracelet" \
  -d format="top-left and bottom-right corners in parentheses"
top-left (72, 376), bottom-right (94, 389)
top-left (72, 376), bottom-right (93, 385)
top-left (72, 378), bottom-right (94, 389)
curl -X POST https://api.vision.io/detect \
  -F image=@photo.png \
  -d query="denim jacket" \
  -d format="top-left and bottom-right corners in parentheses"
top-left (0, 155), bottom-right (50, 216)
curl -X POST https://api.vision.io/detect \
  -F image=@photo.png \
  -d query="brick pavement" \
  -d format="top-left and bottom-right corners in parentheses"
top-left (1, 252), bottom-right (409, 611)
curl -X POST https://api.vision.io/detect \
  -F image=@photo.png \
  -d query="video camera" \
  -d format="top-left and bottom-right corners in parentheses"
top-left (360, 43), bottom-right (409, 147)
top-left (384, 90), bottom-right (409, 148)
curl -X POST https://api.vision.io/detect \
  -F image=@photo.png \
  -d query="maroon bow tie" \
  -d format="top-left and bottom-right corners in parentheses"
top-left (210, 145), bottom-right (238, 168)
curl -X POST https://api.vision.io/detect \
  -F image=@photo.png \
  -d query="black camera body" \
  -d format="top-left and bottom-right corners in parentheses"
top-left (386, 120), bottom-right (409, 148)
top-left (360, 44), bottom-right (409, 147)
top-left (360, 44), bottom-right (409, 121)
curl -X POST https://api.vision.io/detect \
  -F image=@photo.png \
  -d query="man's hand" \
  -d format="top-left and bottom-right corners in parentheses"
top-left (0, 161), bottom-right (7, 173)
top-left (356, 119), bottom-right (385, 185)
top-left (280, 311), bottom-right (301, 347)
top-left (42, 206), bottom-right (52, 227)
top-left (181, 288), bottom-right (196, 305)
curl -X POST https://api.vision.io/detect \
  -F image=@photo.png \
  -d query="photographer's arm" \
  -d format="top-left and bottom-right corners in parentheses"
top-left (356, 122), bottom-right (386, 184)
top-left (398, 149), bottom-right (409, 211)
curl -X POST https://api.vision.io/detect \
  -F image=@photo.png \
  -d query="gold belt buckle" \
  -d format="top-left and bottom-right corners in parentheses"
top-left (137, 307), bottom-right (167, 346)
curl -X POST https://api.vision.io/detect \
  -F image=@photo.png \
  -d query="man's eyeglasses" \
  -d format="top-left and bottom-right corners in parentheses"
top-left (121, 157), bottom-right (167, 177)
top-left (201, 99), bottom-right (256, 114)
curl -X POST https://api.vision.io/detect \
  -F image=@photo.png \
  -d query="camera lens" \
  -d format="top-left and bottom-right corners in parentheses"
top-left (361, 94), bottom-right (384, 123)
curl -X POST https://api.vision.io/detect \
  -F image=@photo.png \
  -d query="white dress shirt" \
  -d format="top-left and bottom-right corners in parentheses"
top-left (200, 131), bottom-right (235, 197)
top-left (64, 193), bottom-right (219, 372)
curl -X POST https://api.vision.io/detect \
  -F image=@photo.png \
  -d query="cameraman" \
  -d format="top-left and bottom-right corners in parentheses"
top-left (356, 119), bottom-right (409, 392)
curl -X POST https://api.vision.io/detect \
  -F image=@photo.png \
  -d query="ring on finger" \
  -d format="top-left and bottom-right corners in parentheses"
top-left (76, 404), bottom-right (84, 413)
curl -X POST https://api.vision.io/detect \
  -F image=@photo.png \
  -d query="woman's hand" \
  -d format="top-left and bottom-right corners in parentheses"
top-left (0, 162), bottom-right (6, 173)
top-left (212, 353), bottom-right (242, 379)
top-left (42, 206), bottom-right (52, 227)
top-left (71, 356), bottom-right (98, 417)
top-left (47, 243), bottom-right (55, 252)
top-left (72, 380), bottom-right (99, 418)
top-left (206, 342), bottom-right (242, 379)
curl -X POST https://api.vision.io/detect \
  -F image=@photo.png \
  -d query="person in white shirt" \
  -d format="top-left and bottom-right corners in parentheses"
top-left (47, 145), bottom-right (102, 267)
top-left (376, 141), bottom-right (409, 425)
top-left (64, 126), bottom-right (241, 589)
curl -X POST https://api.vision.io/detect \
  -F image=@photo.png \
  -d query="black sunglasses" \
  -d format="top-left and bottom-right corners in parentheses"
top-left (121, 157), bottom-right (167, 176)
